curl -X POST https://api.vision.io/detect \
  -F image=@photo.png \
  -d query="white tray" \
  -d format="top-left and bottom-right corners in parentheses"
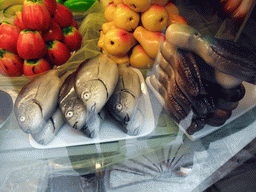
top-left (146, 77), bottom-right (256, 141)
top-left (29, 68), bottom-right (155, 149)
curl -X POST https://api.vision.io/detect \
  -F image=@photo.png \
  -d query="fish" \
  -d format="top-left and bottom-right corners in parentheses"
top-left (165, 23), bottom-right (256, 85)
top-left (75, 54), bottom-right (119, 113)
top-left (31, 107), bottom-right (65, 145)
top-left (59, 72), bottom-right (88, 132)
top-left (106, 64), bottom-right (142, 136)
top-left (14, 68), bottom-right (70, 134)
top-left (80, 109), bottom-right (106, 138)
top-left (59, 72), bottom-right (106, 138)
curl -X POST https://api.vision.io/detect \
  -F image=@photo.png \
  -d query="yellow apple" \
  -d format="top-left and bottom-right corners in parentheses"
top-left (151, 0), bottom-right (169, 6)
top-left (109, 54), bottom-right (130, 65)
top-left (102, 21), bottom-right (117, 34)
top-left (168, 14), bottom-right (188, 26)
top-left (165, 3), bottom-right (179, 15)
top-left (98, 30), bottom-right (105, 49)
top-left (130, 44), bottom-right (155, 69)
top-left (103, 28), bottom-right (137, 57)
top-left (133, 26), bottom-right (165, 59)
top-left (113, 0), bottom-right (124, 5)
top-left (113, 4), bottom-right (140, 31)
top-left (141, 4), bottom-right (168, 32)
top-left (123, 0), bottom-right (151, 12)
top-left (104, 2), bottom-right (116, 22)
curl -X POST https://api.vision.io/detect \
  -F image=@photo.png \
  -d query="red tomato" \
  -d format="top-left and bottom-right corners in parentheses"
top-left (0, 22), bottom-right (21, 54)
top-left (70, 18), bottom-right (78, 29)
top-left (62, 26), bottom-right (82, 52)
top-left (0, 49), bottom-right (23, 77)
top-left (17, 30), bottom-right (47, 59)
top-left (46, 40), bottom-right (71, 66)
top-left (53, 3), bottom-right (73, 28)
top-left (23, 58), bottom-right (51, 76)
top-left (42, 19), bottom-right (64, 42)
top-left (13, 7), bottom-right (26, 30)
top-left (22, 0), bottom-right (51, 31)
top-left (42, 0), bottom-right (57, 17)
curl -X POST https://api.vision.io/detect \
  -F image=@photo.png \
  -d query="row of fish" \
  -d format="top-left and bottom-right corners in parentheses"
top-left (14, 54), bottom-right (143, 145)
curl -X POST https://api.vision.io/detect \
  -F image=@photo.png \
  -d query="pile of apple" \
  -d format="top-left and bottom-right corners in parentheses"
top-left (0, 0), bottom-right (82, 77)
top-left (98, 0), bottom-right (187, 69)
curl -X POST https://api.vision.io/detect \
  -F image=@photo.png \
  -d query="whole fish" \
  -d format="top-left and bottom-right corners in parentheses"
top-left (75, 54), bottom-right (119, 114)
top-left (59, 72), bottom-right (88, 132)
top-left (31, 107), bottom-right (65, 145)
top-left (165, 23), bottom-right (256, 85)
top-left (14, 69), bottom-right (70, 134)
top-left (106, 64), bottom-right (142, 136)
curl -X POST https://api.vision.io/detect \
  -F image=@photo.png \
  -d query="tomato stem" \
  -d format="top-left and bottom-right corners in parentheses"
top-left (0, 49), bottom-right (7, 58)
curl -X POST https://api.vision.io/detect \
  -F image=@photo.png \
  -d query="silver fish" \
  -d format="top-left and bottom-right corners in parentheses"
top-left (75, 54), bottom-right (119, 113)
top-left (14, 69), bottom-right (70, 134)
top-left (80, 109), bottom-right (106, 138)
top-left (106, 64), bottom-right (142, 136)
top-left (59, 72), bottom-right (88, 131)
top-left (31, 107), bottom-right (65, 145)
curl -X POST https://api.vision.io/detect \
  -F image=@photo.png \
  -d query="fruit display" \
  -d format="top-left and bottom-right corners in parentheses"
top-left (0, 0), bottom-right (82, 77)
top-left (98, 0), bottom-right (187, 69)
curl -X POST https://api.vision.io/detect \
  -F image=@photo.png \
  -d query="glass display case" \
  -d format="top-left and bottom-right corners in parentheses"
top-left (1, 0), bottom-right (256, 191)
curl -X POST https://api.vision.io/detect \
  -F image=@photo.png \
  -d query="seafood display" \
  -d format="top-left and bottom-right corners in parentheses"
top-left (106, 64), bottom-right (143, 136)
top-left (14, 53), bottom-right (146, 145)
top-left (150, 23), bottom-right (256, 135)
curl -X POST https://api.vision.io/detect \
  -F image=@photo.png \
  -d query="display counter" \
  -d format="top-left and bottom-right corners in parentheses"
top-left (1, 0), bottom-right (256, 191)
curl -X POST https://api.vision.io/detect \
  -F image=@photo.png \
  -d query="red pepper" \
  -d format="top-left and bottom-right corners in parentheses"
top-left (0, 22), bottom-right (21, 54)
top-left (46, 40), bottom-right (71, 66)
top-left (53, 3), bottom-right (73, 28)
top-left (42, 19), bottom-right (64, 42)
top-left (23, 58), bottom-right (51, 76)
top-left (22, 0), bottom-right (51, 31)
top-left (17, 30), bottom-right (47, 59)
top-left (0, 49), bottom-right (23, 77)
top-left (42, 0), bottom-right (57, 17)
top-left (62, 26), bottom-right (82, 52)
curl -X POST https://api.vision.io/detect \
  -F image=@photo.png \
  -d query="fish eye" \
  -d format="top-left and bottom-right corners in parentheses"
top-left (20, 116), bottom-right (26, 122)
top-left (194, 31), bottom-right (200, 37)
top-left (66, 111), bottom-right (74, 118)
top-left (82, 92), bottom-right (91, 101)
top-left (115, 104), bottom-right (123, 112)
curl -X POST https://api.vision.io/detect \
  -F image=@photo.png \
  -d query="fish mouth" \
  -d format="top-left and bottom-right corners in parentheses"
top-left (79, 125), bottom-right (96, 138)
top-left (73, 121), bottom-right (78, 129)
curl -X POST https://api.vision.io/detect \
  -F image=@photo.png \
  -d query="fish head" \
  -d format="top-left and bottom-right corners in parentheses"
top-left (62, 98), bottom-right (88, 130)
top-left (15, 101), bottom-right (45, 134)
top-left (78, 79), bottom-right (108, 113)
top-left (108, 91), bottom-right (137, 124)
top-left (166, 24), bottom-right (208, 53)
top-left (125, 109), bottom-right (144, 136)
top-left (31, 119), bottom-right (55, 145)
